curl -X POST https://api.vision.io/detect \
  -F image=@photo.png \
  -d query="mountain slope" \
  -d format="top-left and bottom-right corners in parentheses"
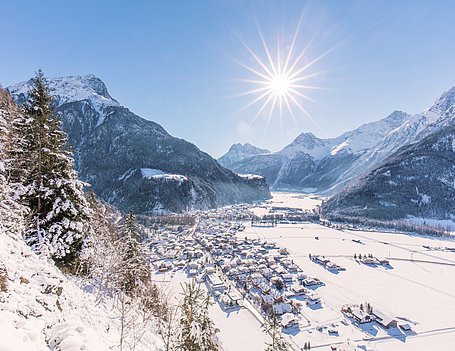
top-left (227, 111), bottom-right (410, 192)
top-left (0, 229), bottom-right (163, 350)
top-left (321, 124), bottom-right (455, 222)
top-left (333, 88), bottom-right (455, 192)
top-left (218, 143), bottom-right (270, 168)
top-left (8, 75), bottom-right (270, 214)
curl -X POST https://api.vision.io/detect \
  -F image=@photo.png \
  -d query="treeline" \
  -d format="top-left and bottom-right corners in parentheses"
top-left (323, 213), bottom-right (452, 237)
top-left (0, 71), bottom-right (221, 350)
top-left (138, 214), bottom-right (196, 227)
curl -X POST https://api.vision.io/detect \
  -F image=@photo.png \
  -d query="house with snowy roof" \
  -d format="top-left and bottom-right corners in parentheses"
top-left (280, 313), bottom-right (299, 328)
top-left (272, 302), bottom-right (293, 315)
top-left (306, 294), bottom-right (321, 306)
top-left (372, 309), bottom-right (398, 329)
top-left (350, 308), bottom-right (372, 324)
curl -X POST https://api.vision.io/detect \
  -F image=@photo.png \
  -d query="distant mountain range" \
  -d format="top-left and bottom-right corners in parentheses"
top-left (218, 143), bottom-right (270, 169)
top-left (322, 87), bottom-right (455, 222)
top-left (7, 75), bottom-right (270, 214)
top-left (221, 87), bottom-right (455, 222)
top-left (8, 73), bottom-right (455, 223)
top-left (221, 110), bottom-right (410, 193)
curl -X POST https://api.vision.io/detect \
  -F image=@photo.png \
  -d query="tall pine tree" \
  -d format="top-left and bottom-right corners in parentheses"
top-left (263, 314), bottom-right (288, 351)
top-left (178, 280), bottom-right (220, 351)
top-left (120, 212), bottom-right (150, 294)
top-left (0, 89), bottom-right (25, 235)
top-left (19, 70), bottom-right (90, 270)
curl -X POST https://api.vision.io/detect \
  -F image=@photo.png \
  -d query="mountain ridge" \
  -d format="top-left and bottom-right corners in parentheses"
top-left (218, 142), bottom-right (270, 168)
top-left (8, 75), bottom-right (271, 214)
top-left (224, 109), bottom-right (411, 192)
top-left (322, 123), bottom-right (455, 222)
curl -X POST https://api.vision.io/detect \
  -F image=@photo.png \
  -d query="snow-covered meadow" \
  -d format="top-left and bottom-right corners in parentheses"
top-left (244, 192), bottom-right (455, 351)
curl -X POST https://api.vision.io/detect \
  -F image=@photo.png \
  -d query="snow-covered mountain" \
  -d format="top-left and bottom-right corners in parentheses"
top-left (321, 87), bottom-right (455, 223)
top-left (219, 86), bottom-right (455, 223)
top-left (226, 110), bottom-right (410, 192)
top-left (218, 143), bottom-right (270, 168)
top-left (8, 75), bottom-right (270, 214)
top-left (279, 132), bottom-right (332, 159)
top-left (333, 88), bottom-right (455, 192)
top-left (322, 123), bottom-right (455, 222)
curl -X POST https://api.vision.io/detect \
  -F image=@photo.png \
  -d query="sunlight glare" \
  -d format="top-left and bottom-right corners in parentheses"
top-left (269, 74), bottom-right (291, 97)
top-left (235, 12), bottom-right (331, 130)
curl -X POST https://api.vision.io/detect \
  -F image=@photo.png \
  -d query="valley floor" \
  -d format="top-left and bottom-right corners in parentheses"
top-left (155, 192), bottom-right (455, 351)
top-left (243, 222), bottom-right (455, 350)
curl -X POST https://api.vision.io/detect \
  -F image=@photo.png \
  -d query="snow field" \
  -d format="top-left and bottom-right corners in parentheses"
top-left (243, 192), bottom-right (455, 351)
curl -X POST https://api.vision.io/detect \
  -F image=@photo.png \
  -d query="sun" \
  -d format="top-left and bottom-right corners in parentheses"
top-left (269, 73), bottom-right (291, 97)
top-left (235, 14), bottom-right (333, 129)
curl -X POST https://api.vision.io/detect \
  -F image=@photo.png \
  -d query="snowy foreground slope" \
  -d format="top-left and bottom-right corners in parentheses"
top-left (0, 231), bottom-right (162, 351)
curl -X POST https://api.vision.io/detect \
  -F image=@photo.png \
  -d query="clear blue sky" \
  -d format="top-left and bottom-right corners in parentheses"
top-left (2, 0), bottom-right (455, 157)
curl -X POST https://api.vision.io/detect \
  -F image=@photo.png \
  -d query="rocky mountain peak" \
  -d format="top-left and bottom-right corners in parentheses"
top-left (386, 110), bottom-right (410, 121)
top-left (218, 142), bottom-right (270, 168)
top-left (229, 142), bottom-right (268, 153)
top-left (8, 74), bottom-right (119, 109)
top-left (292, 132), bottom-right (320, 146)
top-left (429, 86), bottom-right (455, 115)
top-left (280, 132), bottom-right (330, 160)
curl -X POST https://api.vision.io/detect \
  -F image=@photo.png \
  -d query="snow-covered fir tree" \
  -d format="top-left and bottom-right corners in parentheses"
top-left (178, 279), bottom-right (220, 351)
top-left (156, 300), bottom-right (180, 351)
top-left (120, 212), bottom-right (150, 295)
top-left (263, 314), bottom-right (288, 351)
top-left (0, 89), bottom-right (26, 236)
top-left (82, 192), bottom-right (124, 294)
top-left (83, 197), bottom-right (152, 298)
top-left (18, 70), bottom-right (90, 270)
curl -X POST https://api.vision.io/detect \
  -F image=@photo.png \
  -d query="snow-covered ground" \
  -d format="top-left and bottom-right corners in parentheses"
top-left (141, 168), bottom-right (188, 183)
top-left (0, 232), bottom-right (162, 351)
top-left (152, 271), bottom-right (271, 351)
top-left (152, 192), bottom-right (455, 350)
top-left (243, 192), bottom-right (455, 351)
top-left (252, 192), bottom-right (323, 217)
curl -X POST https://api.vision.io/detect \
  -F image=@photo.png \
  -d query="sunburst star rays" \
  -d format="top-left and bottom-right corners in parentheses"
top-left (234, 15), bottom-right (332, 133)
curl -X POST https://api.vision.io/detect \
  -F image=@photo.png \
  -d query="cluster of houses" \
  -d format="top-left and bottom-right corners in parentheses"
top-left (341, 304), bottom-right (399, 330)
top-left (194, 218), bottom-right (325, 324)
top-left (252, 205), bottom-right (319, 225)
top-left (196, 204), bottom-right (254, 221)
top-left (147, 225), bottom-right (206, 273)
top-left (355, 254), bottom-right (390, 267)
top-left (310, 255), bottom-right (346, 273)
top-left (147, 203), bottom-right (412, 349)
